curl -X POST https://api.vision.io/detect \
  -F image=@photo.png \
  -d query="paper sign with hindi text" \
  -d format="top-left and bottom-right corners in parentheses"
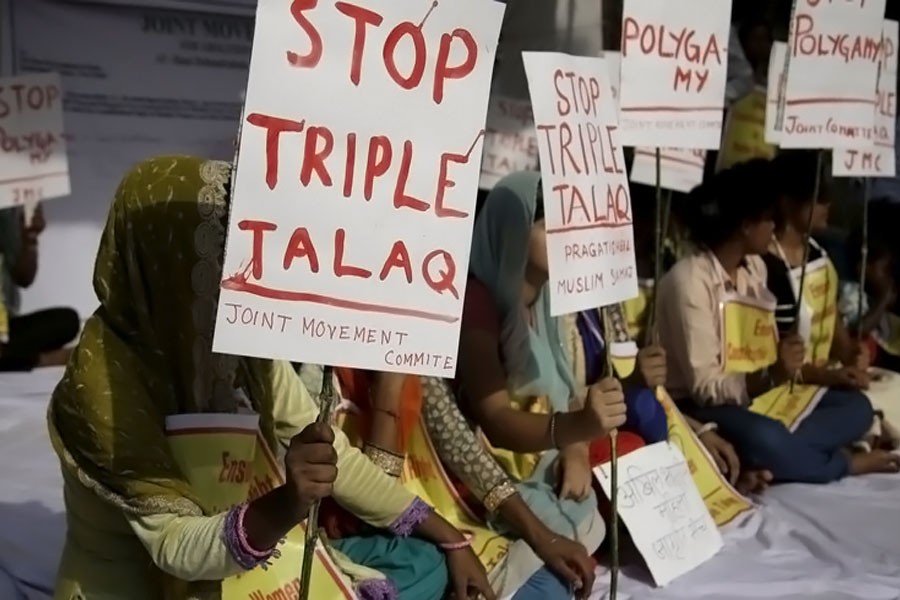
top-left (834, 20), bottom-right (898, 177)
top-left (630, 147), bottom-right (706, 193)
top-left (0, 72), bottom-right (70, 209)
top-left (214, 0), bottom-right (505, 376)
top-left (617, 0), bottom-right (732, 148)
top-left (594, 441), bottom-right (724, 587)
top-left (779, 0), bottom-right (886, 148)
top-left (480, 96), bottom-right (539, 190)
top-left (765, 41), bottom-right (788, 145)
top-left (522, 52), bottom-right (637, 315)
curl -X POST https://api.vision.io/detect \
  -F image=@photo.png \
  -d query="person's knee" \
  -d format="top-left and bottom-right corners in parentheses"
top-left (55, 308), bottom-right (81, 345)
top-left (625, 387), bottom-right (668, 443)
top-left (512, 567), bottom-right (571, 600)
top-left (824, 390), bottom-right (874, 436)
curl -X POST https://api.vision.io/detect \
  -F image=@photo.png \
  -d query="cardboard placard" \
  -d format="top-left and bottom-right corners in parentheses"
top-left (617, 0), bottom-right (732, 149)
top-left (0, 72), bottom-right (70, 209)
top-left (479, 96), bottom-right (539, 190)
top-left (778, 0), bottom-right (887, 149)
top-left (594, 441), bottom-right (724, 587)
top-left (834, 19), bottom-right (898, 177)
top-left (764, 41), bottom-right (788, 145)
top-left (522, 52), bottom-right (637, 315)
top-left (214, 0), bottom-right (505, 376)
top-left (630, 147), bottom-right (706, 193)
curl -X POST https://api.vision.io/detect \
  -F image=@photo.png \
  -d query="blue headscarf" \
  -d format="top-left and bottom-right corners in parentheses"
top-left (469, 171), bottom-right (598, 542)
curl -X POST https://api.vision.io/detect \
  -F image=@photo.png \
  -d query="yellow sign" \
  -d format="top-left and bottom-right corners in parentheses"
top-left (165, 415), bottom-right (353, 600)
top-left (794, 258), bottom-right (837, 365)
top-left (403, 420), bottom-right (510, 573)
top-left (717, 87), bottom-right (776, 171)
top-left (610, 341), bottom-right (637, 380)
top-left (749, 384), bottom-right (826, 430)
top-left (622, 281), bottom-right (653, 341)
top-left (721, 295), bottom-right (778, 373)
top-left (656, 388), bottom-right (753, 527)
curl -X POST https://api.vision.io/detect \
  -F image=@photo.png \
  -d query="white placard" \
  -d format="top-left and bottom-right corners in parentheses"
top-left (522, 52), bottom-right (637, 316)
top-left (214, 0), bottom-right (505, 376)
top-left (618, 0), bottom-right (732, 148)
top-left (603, 50), bottom-right (622, 120)
top-left (630, 147), bottom-right (706, 193)
top-left (0, 72), bottom-right (70, 209)
top-left (594, 441), bottom-right (724, 587)
top-left (480, 95), bottom-right (539, 190)
top-left (764, 41), bottom-right (788, 145)
top-left (779, 0), bottom-right (887, 148)
top-left (834, 20), bottom-right (898, 177)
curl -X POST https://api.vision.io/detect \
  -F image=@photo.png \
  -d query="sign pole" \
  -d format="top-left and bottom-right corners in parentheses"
top-left (601, 307), bottom-right (619, 600)
top-left (857, 178), bottom-right (872, 341)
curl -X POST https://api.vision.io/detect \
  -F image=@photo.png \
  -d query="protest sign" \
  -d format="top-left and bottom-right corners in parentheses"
top-left (214, 0), bottom-right (505, 376)
top-left (718, 86), bottom-right (776, 170)
top-left (480, 96), bottom-right (539, 189)
top-left (779, 0), bottom-right (887, 148)
top-left (765, 41), bottom-right (788, 145)
top-left (595, 441), bottom-right (724, 587)
top-left (630, 147), bottom-right (706, 193)
top-left (834, 20), bottom-right (898, 177)
top-left (0, 73), bottom-right (70, 209)
top-left (522, 52), bottom-right (637, 315)
top-left (617, 0), bottom-right (732, 148)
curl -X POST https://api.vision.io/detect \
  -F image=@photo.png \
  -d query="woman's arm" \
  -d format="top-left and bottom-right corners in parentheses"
top-left (457, 327), bottom-right (596, 453)
top-left (366, 372), bottom-right (405, 455)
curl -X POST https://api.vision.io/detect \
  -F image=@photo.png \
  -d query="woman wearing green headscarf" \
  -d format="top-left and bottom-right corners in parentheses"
top-left (454, 172), bottom-right (626, 586)
top-left (48, 156), bottom-right (494, 600)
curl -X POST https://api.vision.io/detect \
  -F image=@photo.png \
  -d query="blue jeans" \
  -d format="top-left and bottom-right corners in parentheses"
top-left (686, 389), bottom-right (873, 484)
top-left (512, 567), bottom-right (571, 600)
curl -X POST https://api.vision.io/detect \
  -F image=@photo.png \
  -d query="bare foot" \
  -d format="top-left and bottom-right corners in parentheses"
top-left (849, 450), bottom-right (900, 475)
top-left (736, 469), bottom-right (773, 495)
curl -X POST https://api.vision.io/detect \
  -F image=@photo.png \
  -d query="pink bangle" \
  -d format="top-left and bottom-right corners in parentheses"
top-left (439, 534), bottom-right (473, 551)
top-left (235, 503), bottom-right (274, 559)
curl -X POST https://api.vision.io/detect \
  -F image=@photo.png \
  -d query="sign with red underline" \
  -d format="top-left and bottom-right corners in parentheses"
top-left (522, 52), bottom-right (637, 316)
top-left (778, 0), bottom-right (886, 149)
top-left (616, 0), bottom-right (732, 149)
top-left (0, 72), bottom-right (70, 210)
top-left (213, 0), bottom-right (505, 377)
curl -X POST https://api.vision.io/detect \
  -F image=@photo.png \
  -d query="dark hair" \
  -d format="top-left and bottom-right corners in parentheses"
top-left (737, 16), bottom-right (772, 48)
top-left (675, 159), bottom-right (777, 249)
top-left (771, 150), bottom-right (832, 229)
top-left (846, 228), bottom-right (893, 270)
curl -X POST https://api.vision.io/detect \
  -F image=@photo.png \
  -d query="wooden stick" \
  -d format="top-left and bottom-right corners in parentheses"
top-left (601, 307), bottom-right (619, 600)
top-left (645, 147), bottom-right (664, 348)
top-left (857, 179), bottom-right (871, 342)
top-left (789, 150), bottom-right (824, 393)
top-left (298, 365), bottom-right (337, 600)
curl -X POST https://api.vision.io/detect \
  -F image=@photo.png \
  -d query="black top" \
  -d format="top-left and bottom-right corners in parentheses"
top-left (762, 245), bottom-right (824, 335)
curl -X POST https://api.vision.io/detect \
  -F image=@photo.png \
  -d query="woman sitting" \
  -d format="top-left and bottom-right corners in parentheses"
top-left (657, 159), bottom-right (896, 484)
top-left (455, 171), bottom-right (628, 554)
top-left (48, 156), bottom-right (493, 600)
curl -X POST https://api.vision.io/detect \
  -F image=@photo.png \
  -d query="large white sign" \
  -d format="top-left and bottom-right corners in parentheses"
top-left (522, 52), bottom-right (637, 316)
top-left (595, 442), bottom-right (724, 587)
top-left (0, 72), bottom-right (70, 209)
top-left (630, 147), bottom-right (705, 193)
top-left (779, 0), bottom-right (887, 148)
top-left (834, 20), bottom-right (898, 177)
top-left (480, 95), bottom-right (539, 190)
top-left (214, 0), bottom-right (505, 376)
top-left (764, 41), bottom-right (788, 145)
top-left (617, 0), bottom-right (732, 148)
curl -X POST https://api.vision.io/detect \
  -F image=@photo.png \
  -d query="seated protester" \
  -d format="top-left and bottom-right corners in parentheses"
top-left (0, 204), bottom-right (80, 371)
top-left (839, 230), bottom-right (895, 365)
top-left (49, 157), bottom-right (494, 600)
top-left (657, 159), bottom-right (898, 484)
top-left (456, 171), bottom-right (629, 554)
top-left (298, 366), bottom-right (596, 600)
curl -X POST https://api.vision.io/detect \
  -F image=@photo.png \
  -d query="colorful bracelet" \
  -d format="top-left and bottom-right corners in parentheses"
top-left (549, 411), bottom-right (561, 449)
top-left (483, 480), bottom-right (517, 514)
top-left (223, 503), bottom-right (277, 570)
top-left (695, 422), bottom-right (718, 437)
top-left (439, 534), bottom-right (473, 551)
top-left (364, 444), bottom-right (405, 478)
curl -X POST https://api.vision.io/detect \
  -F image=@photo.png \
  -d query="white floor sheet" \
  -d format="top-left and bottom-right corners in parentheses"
top-left (1, 368), bottom-right (898, 600)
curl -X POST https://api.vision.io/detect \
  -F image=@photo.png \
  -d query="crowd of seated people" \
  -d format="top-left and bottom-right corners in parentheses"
top-left (37, 150), bottom-right (900, 600)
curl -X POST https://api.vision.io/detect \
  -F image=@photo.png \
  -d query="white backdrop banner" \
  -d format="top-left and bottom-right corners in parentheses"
top-left (6, 0), bottom-right (251, 316)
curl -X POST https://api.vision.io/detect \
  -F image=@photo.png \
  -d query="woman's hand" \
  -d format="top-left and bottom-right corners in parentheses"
top-left (531, 533), bottom-right (595, 600)
top-left (284, 423), bottom-right (338, 519)
top-left (774, 334), bottom-right (805, 381)
top-left (825, 366), bottom-right (870, 390)
top-left (446, 547), bottom-right (497, 600)
top-left (583, 378), bottom-right (627, 437)
top-left (557, 443), bottom-right (592, 501)
top-left (848, 342), bottom-right (871, 372)
top-left (698, 429), bottom-right (740, 485)
top-left (636, 346), bottom-right (667, 388)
